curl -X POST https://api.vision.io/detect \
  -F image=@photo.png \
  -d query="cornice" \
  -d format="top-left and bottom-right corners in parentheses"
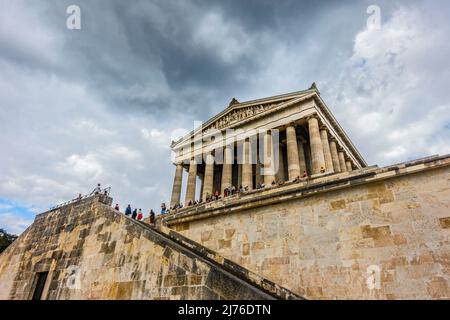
top-left (170, 85), bottom-right (367, 168)
top-left (171, 88), bottom-right (318, 148)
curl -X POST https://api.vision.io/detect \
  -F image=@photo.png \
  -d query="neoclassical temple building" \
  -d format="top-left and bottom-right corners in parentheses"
top-left (163, 84), bottom-right (450, 299)
top-left (170, 83), bottom-right (367, 207)
top-left (1, 84), bottom-right (449, 300)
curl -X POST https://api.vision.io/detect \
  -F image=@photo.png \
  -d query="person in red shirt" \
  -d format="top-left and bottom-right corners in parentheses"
top-left (137, 209), bottom-right (143, 221)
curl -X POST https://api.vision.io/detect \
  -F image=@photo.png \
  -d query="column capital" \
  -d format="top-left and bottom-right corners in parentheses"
top-left (190, 156), bottom-right (199, 165)
top-left (306, 113), bottom-right (318, 121)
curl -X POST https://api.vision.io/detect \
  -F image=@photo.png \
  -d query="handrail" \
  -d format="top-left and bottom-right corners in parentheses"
top-left (49, 187), bottom-right (111, 210)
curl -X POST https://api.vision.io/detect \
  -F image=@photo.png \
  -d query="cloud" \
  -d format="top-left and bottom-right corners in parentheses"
top-left (0, 204), bottom-right (13, 211)
top-left (322, 3), bottom-right (450, 164)
top-left (0, 212), bottom-right (33, 235)
top-left (0, 0), bottom-right (449, 235)
top-left (58, 153), bottom-right (104, 179)
top-left (0, 198), bottom-right (36, 234)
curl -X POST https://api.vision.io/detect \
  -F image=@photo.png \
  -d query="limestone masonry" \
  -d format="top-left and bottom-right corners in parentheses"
top-left (1, 85), bottom-right (449, 299)
top-left (0, 195), bottom-right (300, 300)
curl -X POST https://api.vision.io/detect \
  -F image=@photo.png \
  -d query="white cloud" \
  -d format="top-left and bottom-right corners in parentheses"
top-left (1, 1), bottom-right (450, 235)
top-left (0, 1), bottom-right (63, 66)
top-left (141, 128), bottom-right (171, 148)
top-left (192, 10), bottom-right (251, 64)
top-left (105, 145), bottom-right (142, 162)
top-left (0, 204), bottom-right (13, 211)
top-left (59, 153), bottom-right (104, 180)
top-left (323, 5), bottom-right (450, 165)
top-left (0, 212), bottom-right (33, 235)
top-left (73, 120), bottom-right (114, 136)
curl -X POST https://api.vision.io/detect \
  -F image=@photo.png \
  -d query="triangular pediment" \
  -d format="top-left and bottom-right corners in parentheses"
top-left (203, 98), bottom-right (293, 132)
top-left (202, 91), bottom-right (315, 134)
top-left (171, 86), bottom-right (318, 147)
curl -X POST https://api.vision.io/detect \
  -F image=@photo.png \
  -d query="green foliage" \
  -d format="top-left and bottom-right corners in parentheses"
top-left (0, 228), bottom-right (18, 254)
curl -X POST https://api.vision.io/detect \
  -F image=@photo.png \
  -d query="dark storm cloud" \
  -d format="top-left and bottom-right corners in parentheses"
top-left (0, 0), bottom-right (380, 116)
top-left (0, 0), bottom-right (368, 116)
top-left (1, 0), bottom-right (450, 234)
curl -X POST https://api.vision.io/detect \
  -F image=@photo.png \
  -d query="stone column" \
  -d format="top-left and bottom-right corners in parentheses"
top-left (329, 138), bottom-right (341, 173)
top-left (213, 166), bottom-right (221, 195)
top-left (297, 140), bottom-right (307, 175)
top-left (199, 173), bottom-right (204, 199)
top-left (320, 127), bottom-right (334, 173)
top-left (185, 158), bottom-right (197, 203)
top-left (275, 144), bottom-right (285, 182)
top-left (255, 154), bottom-right (262, 186)
top-left (338, 151), bottom-right (347, 172)
top-left (263, 130), bottom-right (276, 185)
top-left (346, 160), bottom-right (353, 172)
top-left (170, 163), bottom-right (183, 207)
top-left (237, 164), bottom-right (242, 187)
top-left (308, 115), bottom-right (326, 174)
top-left (202, 152), bottom-right (214, 199)
top-left (242, 139), bottom-right (253, 190)
top-left (221, 145), bottom-right (233, 194)
top-left (286, 125), bottom-right (300, 180)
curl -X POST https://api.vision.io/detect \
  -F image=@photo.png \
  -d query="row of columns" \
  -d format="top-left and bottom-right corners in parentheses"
top-left (171, 114), bottom-right (357, 207)
top-left (308, 115), bottom-right (355, 175)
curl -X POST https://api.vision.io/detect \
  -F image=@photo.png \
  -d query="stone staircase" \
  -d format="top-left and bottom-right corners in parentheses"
top-left (0, 195), bottom-right (303, 300)
top-left (128, 216), bottom-right (302, 300)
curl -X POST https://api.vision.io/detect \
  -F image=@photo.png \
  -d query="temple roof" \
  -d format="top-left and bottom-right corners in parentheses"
top-left (171, 83), bottom-right (367, 167)
top-left (171, 85), bottom-right (318, 148)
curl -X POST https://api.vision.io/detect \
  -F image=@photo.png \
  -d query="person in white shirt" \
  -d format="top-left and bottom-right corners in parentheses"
top-left (92, 183), bottom-right (101, 195)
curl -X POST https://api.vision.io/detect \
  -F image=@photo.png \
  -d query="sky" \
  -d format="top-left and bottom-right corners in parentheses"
top-left (1, 0), bottom-right (450, 235)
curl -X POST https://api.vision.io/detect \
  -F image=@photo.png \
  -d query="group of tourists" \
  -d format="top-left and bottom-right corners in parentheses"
top-left (292, 170), bottom-right (310, 183)
top-left (113, 203), bottom-right (156, 225)
top-left (177, 184), bottom-right (250, 209)
top-left (171, 169), bottom-right (312, 210)
top-left (86, 183), bottom-right (160, 225)
top-left (97, 168), bottom-right (311, 219)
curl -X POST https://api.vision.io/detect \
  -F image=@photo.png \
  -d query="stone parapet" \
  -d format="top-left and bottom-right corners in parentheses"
top-left (163, 154), bottom-right (450, 226)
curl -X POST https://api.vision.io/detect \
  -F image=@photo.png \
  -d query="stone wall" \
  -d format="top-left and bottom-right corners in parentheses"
top-left (0, 195), bottom-right (299, 300)
top-left (168, 156), bottom-right (450, 299)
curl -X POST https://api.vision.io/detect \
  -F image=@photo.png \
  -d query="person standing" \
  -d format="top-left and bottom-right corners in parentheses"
top-left (132, 208), bottom-right (137, 219)
top-left (149, 209), bottom-right (155, 226)
top-left (92, 183), bottom-right (101, 195)
top-left (302, 170), bottom-right (309, 178)
top-left (114, 204), bottom-right (120, 211)
top-left (160, 203), bottom-right (167, 214)
top-left (125, 204), bottom-right (132, 216)
top-left (137, 209), bottom-right (143, 221)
